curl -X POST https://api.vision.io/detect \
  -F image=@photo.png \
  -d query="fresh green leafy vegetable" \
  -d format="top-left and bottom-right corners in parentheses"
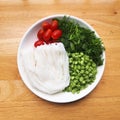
top-left (55, 16), bottom-right (105, 66)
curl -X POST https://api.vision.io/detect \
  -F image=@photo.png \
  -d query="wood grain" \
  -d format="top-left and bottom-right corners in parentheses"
top-left (0, 0), bottom-right (120, 120)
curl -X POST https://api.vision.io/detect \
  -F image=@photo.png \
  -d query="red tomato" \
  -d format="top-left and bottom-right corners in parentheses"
top-left (42, 21), bottom-right (51, 30)
top-left (37, 29), bottom-right (44, 39)
top-left (51, 20), bottom-right (58, 31)
top-left (34, 40), bottom-right (44, 47)
top-left (45, 38), bottom-right (54, 44)
top-left (43, 29), bottom-right (52, 42)
top-left (51, 29), bottom-right (62, 40)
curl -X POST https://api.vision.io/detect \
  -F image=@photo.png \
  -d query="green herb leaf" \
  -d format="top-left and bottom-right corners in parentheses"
top-left (55, 16), bottom-right (105, 66)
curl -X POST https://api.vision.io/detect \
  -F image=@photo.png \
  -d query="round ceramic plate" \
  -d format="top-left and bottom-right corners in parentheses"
top-left (17, 14), bottom-right (105, 103)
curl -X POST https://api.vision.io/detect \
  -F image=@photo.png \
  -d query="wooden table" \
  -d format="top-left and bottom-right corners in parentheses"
top-left (0, 0), bottom-right (120, 120)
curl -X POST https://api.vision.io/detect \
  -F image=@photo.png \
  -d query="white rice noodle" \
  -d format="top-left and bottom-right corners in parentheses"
top-left (20, 43), bottom-right (70, 94)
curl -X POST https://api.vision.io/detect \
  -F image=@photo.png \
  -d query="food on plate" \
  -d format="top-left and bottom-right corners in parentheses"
top-left (34, 40), bottom-right (44, 47)
top-left (55, 16), bottom-right (105, 66)
top-left (21, 16), bottom-right (105, 95)
top-left (21, 43), bottom-right (70, 94)
top-left (51, 20), bottom-right (58, 31)
top-left (50, 16), bottom-right (104, 93)
top-left (34, 20), bottom-right (62, 47)
top-left (64, 52), bottom-right (97, 94)
top-left (51, 29), bottom-right (62, 40)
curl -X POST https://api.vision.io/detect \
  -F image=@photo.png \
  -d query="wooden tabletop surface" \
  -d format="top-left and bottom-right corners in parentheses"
top-left (0, 0), bottom-right (120, 120)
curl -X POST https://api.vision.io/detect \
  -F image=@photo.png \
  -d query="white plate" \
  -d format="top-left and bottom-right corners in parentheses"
top-left (17, 14), bottom-right (105, 103)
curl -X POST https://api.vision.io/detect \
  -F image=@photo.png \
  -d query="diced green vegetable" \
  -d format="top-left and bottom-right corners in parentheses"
top-left (64, 52), bottom-right (97, 94)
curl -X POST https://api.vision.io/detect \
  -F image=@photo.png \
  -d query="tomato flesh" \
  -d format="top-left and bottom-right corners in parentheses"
top-left (51, 29), bottom-right (62, 40)
top-left (42, 21), bottom-right (51, 30)
top-left (34, 40), bottom-right (44, 47)
top-left (43, 29), bottom-right (52, 42)
top-left (51, 20), bottom-right (58, 31)
top-left (37, 29), bottom-right (44, 39)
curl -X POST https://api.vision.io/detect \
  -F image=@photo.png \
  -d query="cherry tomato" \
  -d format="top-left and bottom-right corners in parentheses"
top-left (42, 21), bottom-right (51, 30)
top-left (43, 29), bottom-right (52, 42)
top-left (45, 38), bottom-right (54, 44)
top-left (34, 40), bottom-right (44, 47)
top-left (51, 20), bottom-right (58, 31)
top-left (37, 29), bottom-right (44, 39)
top-left (51, 29), bottom-right (62, 40)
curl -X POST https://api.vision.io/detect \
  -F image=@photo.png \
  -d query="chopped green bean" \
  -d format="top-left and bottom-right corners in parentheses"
top-left (64, 52), bottom-right (97, 94)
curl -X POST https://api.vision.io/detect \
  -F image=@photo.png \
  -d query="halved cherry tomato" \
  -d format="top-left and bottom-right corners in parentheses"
top-left (42, 21), bottom-right (51, 30)
top-left (51, 29), bottom-right (62, 40)
top-left (51, 20), bottom-right (58, 31)
top-left (34, 40), bottom-right (44, 47)
top-left (37, 29), bottom-right (44, 39)
top-left (45, 38), bottom-right (54, 44)
top-left (43, 29), bottom-right (52, 42)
